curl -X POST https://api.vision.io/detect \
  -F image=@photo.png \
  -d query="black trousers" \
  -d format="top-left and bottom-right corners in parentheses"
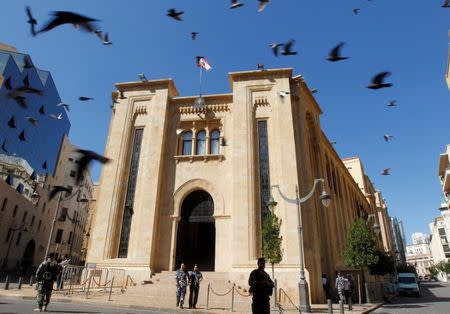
top-left (189, 285), bottom-right (200, 308)
top-left (251, 298), bottom-right (270, 314)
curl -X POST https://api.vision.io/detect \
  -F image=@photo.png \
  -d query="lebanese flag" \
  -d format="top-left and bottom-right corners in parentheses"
top-left (196, 56), bottom-right (212, 71)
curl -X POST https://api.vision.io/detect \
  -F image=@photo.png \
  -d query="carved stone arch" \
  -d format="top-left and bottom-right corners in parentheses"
top-left (173, 178), bottom-right (225, 217)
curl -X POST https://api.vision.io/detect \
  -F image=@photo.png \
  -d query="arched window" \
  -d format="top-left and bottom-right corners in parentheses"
top-left (210, 129), bottom-right (220, 155)
top-left (182, 131), bottom-right (193, 155)
top-left (196, 130), bottom-right (206, 155)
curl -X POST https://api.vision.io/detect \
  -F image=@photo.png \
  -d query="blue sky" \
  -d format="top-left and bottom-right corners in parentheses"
top-left (1, 0), bottom-right (449, 244)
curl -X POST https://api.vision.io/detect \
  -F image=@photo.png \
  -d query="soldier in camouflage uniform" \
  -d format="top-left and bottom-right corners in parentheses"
top-left (175, 263), bottom-right (188, 309)
top-left (34, 253), bottom-right (59, 312)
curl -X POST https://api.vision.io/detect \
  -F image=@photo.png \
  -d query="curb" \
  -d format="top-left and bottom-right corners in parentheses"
top-left (361, 303), bottom-right (383, 314)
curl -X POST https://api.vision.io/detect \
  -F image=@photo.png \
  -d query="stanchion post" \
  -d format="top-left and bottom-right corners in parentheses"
top-left (230, 283), bottom-right (235, 312)
top-left (29, 276), bottom-right (33, 286)
top-left (365, 282), bottom-right (370, 304)
top-left (108, 277), bottom-right (115, 301)
top-left (85, 275), bottom-right (92, 299)
top-left (273, 279), bottom-right (277, 308)
top-left (339, 300), bottom-right (344, 314)
top-left (18, 277), bottom-right (22, 289)
top-left (4, 276), bottom-right (9, 290)
top-left (348, 295), bottom-right (353, 311)
top-left (327, 299), bottom-right (333, 314)
top-left (206, 283), bottom-right (210, 310)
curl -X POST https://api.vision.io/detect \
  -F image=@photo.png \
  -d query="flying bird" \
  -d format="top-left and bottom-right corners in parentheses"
top-left (310, 89), bottom-right (319, 94)
top-left (278, 91), bottom-right (290, 98)
top-left (138, 73), bottom-right (148, 81)
top-left (381, 168), bottom-right (391, 176)
top-left (8, 116), bottom-right (16, 128)
top-left (102, 32), bottom-right (112, 45)
top-left (167, 8), bottom-right (184, 21)
top-left (442, 0), bottom-right (450, 8)
top-left (78, 96), bottom-right (93, 101)
top-left (230, 0), bottom-right (245, 9)
top-left (327, 42), bottom-right (349, 62)
top-left (281, 40), bottom-right (297, 56)
top-left (191, 32), bottom-right (199, 40)
top-left (35, 11), bottom-right (100, 36)
top-left (18, 130), bottom-right (26, 142)
top-left (75, 149), bottom-right (111, 184)
top-left (39, 105), bottom-right (45, 114)
top-left (8, 85), bottom-right (43, 100)
top-left (257, 63), bottom-right (265, 70)
top-left (330, 141), bottom-right (337, 145)
top-left (258, 0), bottom-right (270, 12)
top-left (26, 6), bottom-right (37, 36)
top-left (50, 113), bottom-right (63, 120)
top-left (387, 100), bottom-right (397, 107)
top-left (353, 8), bottom-right (360, 15)
top-left (3, 77), bottom-right (12, 90)
top-left (26, 116), bottom-right (39, 127)
top-left (367, 72), bottom-right (392, 89)
top-left (383, 135), bottom-right (394, 142)
top-left (49, 185), bottom-right (73, 201)
top-left (42, 161), bottom-right (47, 170)
top-left (1, 139), bottom-right (7, 152)
top-left (56, 102), bottom-right (70, 111)
top-left (269, 43), bottom-right (282, 57)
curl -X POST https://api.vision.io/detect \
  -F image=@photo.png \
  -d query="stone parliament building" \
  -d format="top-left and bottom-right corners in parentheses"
top-left (86, 68), bottom-right (393, 303)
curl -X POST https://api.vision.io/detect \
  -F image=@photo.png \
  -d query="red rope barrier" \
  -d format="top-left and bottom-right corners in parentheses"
top-left (234, 287), bottom-right (252, 297)
top-left (210, 286), bottom-right (234, 297)
top-left (92, 277), bottom-right (113, 287)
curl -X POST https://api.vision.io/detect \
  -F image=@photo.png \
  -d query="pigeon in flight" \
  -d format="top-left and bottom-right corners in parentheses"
top-left (102, 32), bottom-right (112, 45)
top-left (258, 0), bottom-right (270, 12)
top-left (442, 0), bottom-right (450, 8)
top-left (353, 8), bottom-right (360, 15)
top-left (42, 161), bottom-right (47, 170)
top-left (269, 43), bottom-right (282, 57)
top-left (330, 141), bottom-right (337, 145)
top-left (138, 73), bottom-right (148, 82)
top-left (230, 0), bottom-right (245, 9)
top-left (167, 8), bottom-right (184, 21)
top-left (191, 32), bottom-right (199, 40)
top-left (39, 105), bottom-right (45, 115)
top-left (35, 11), bottom-right (100, 35)
top-left (381, 168), bottom-right (391, 176)
top-left (18, 130), bottom-right (26, 142)
top-left (383, 135), bottom-right (394, 142)
top-left (257, 63), bottom-right (265, 70)
top-left (75, 149), bottom-right (111, 184)
top-left (8, 86), bottom-right (43, 106)
top-left (327, 42), bottom-right (349, 62)
top-left (49, 185), bottom-right (73, 201)
top-left (56, 102), bottom-right (70, 111)
top-left (8, 116), bottom-right (15, 128)
top-left (26, 116), bottom-right (39, 127)
top-left (79, 96), bottom-right (93, 101)
top-left (50, 113), bottom-right (63, 120)
top-left (310, 89), bottom-right (319, 94)
top-left (367, 72), bottom-right (392, 89)
top-left (278, 91), bottom-right (290, 98)
top-left (3, 77), bottom-right (12, 90)
top-left (281, 40), bottom-right (297, 56)
top-left (1, 139), bottom-right (7, 152)
top-left (387, 100), bottom-right (397, 107)
top-left (26, 6), bottom-right (37, 36)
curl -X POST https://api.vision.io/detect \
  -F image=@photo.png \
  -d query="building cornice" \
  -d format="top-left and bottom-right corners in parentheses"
top-left (228, 68), bottom-right (293, 86)
top-left (115, 79), bottom-right (179, 97)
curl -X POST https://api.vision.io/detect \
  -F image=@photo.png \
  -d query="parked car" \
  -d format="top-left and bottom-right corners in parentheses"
top-left (397, 273), bottom-right (420, 297)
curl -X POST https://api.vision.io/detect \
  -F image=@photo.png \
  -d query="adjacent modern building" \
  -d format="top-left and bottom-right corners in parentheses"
top-left (446, 30), bottom-right (450, 89)
top-left (391, 217), bottom-right (407, 263)
top-left (429, 214), bottom-right (450, 281)
top-left (405, 233), bottom-right (433, 278)
top-left (87, 68), bottom-right (393, 303)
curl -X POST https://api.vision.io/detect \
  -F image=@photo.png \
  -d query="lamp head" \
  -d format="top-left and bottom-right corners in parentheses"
top-left (373, 223), bottom-right (381, 236)
top-left (267, 195), bottom-right (278, 212)
top-left (319, 190), bottom-right (331, 207)
top-left (193, 96), bottom-right (206, 110)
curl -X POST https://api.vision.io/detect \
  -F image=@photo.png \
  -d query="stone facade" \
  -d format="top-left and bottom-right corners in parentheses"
top-left (87, 68), bottom-right (388, 303)
top-left (405, 233), bottom-right (433, 278)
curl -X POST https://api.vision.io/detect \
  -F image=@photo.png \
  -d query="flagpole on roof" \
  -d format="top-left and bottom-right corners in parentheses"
top-left (199, 66), bottom-right (203, 97)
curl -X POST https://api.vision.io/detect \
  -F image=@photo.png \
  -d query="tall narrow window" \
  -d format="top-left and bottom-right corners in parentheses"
top-left (196, 130), bottom-right (206, 155)
top-left (257, 120), bottom-right (271, 220)
top-left (118, 128), bottom-right (144, 258)
top-left (210, 129), bottom-right (220, 155)
top-left (12, 205), bottom-right (18, 217)
top-left (55, 229), bottom-right (63, 243)
top-left (182, 131), bottom-right (192, 155)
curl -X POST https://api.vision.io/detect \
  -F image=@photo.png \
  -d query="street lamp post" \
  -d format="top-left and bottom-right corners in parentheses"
top-left (366, 214), bottom-right (381, 237)
top-left (1, 224), bottom-right (28, 270)
top-left (268, 179), bottom-right (331, 313)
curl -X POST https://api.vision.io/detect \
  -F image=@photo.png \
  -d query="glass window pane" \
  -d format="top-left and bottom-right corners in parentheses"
top-left (210, 130), bottom-right (220, 155)
top-left (196, 130), bottom-right (206, 155)
top-left (182, 131), bottom-right (192, 156)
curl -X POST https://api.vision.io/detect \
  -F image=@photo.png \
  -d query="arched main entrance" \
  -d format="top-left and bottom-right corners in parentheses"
top-left (176, 190), bottom-right (215, 271)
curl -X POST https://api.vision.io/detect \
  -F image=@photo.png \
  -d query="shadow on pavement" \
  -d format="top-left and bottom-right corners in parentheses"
top-left (47, 311), bottom-right (101, 313)
top-left (383, 304), bottom-right (425, 309)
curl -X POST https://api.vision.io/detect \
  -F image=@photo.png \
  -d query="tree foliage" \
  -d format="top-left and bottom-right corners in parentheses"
top-left (343, 217), bottom-right (379, 269)
top-left (369, 251), bottom-right (396, 275)
top-left (262, 210), bottom-right (283, 265)
top-left (396, 263), bottom-right (417, 274)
